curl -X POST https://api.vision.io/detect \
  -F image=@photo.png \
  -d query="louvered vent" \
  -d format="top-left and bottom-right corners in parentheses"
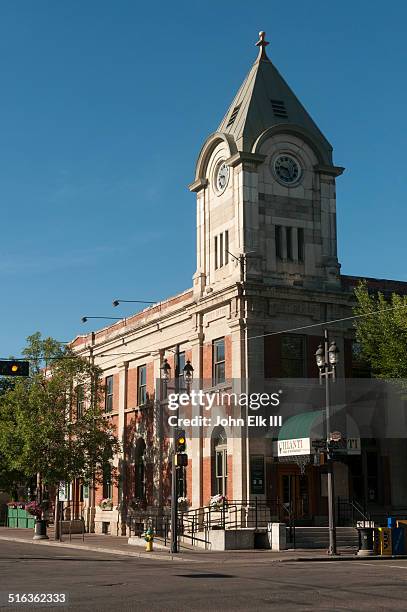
top-left (226, 104), bottom-right (241, 127)
top-left (271, 99), bottom-right (288, 118)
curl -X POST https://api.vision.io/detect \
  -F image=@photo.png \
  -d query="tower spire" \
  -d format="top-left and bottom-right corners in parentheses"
top-left (255, 31), bottom-right (270, 61)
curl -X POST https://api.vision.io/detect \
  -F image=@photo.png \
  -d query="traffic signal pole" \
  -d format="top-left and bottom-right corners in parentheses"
top-left (170, 346), bottom-right (180, 554)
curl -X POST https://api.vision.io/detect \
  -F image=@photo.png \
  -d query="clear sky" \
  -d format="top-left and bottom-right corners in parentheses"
top-left (1, 0), bottom-right (406, 357)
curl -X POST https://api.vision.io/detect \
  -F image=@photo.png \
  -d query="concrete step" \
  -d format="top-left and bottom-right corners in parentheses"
top-left (291, 527), bottom-right (358, 549)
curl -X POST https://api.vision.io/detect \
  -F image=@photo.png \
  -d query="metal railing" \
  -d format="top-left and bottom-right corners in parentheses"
top-left (337, 497), bottom-right (372, 527)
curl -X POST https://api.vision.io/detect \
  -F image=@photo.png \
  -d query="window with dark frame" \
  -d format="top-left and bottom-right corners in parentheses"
top-left (105, 375), bottom-right (113, 412)
top-left (137, 365), bottom-right (147, 406)
top-left (286, 227), bottom-right (293, 260)
top-left (135, 439), bottom-right (146, 500)
top-left (177, 351), bottom-right (185, 380)
top-left (297, 227), bottom-right (304, 262)
top-left (275, 225), bottom-right (282, 259)
top-left (225, 230), bottom-right (229, 264)
top-left (213, 338), bottom-right (226, 385)
top-left (219, 232), bottom-right (224, 267)
top-left (215, 236), bottom-right (218, 269)
top-left (102, 462), bottom-right (112, 499)
top-left (281, 335), bottom-right (306, 377)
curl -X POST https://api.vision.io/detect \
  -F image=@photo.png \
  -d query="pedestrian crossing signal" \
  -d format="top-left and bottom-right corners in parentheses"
top-left (0, 360), bottom-right (30, 377)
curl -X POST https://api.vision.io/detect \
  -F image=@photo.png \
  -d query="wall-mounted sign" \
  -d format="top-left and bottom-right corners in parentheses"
top-left (278, 437), bottom-right (310, 457)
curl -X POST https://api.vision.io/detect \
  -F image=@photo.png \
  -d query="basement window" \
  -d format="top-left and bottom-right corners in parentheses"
top-left (226, 104), bottom-right (241, 127)
top-left (271, 99), bottom-right (288, 118)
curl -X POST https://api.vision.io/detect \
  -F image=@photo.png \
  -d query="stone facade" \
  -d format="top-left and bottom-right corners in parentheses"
top-left (69, 33), bottom-right (407, 534)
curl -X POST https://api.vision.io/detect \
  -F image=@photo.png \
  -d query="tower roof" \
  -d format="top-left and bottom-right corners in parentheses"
top-left (218, 32), bottom-right (333, 162)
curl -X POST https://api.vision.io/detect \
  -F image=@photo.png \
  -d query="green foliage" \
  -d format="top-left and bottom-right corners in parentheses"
top-left (354, 282), bottom-right (407, 378)
top-left (0, 332), bottom-right (120, 489)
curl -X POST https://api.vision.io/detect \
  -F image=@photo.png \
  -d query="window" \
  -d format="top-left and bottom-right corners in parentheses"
top-left (102, 463), bottom-right (112, 499)
top-left (177, 352), bottom-right (185, 380)
top-left (351, 341), bottom-right (371, 378)
top-left (105, 376), bottom-right (113, 412)
top-left (281, 335), bottom-right (306, 377)
top-left (135, 439), bottom-right (146, 500)
top-left (76, 384), bottom-right (84, 419)
top-left (286, 227), bottom-right (293, 261)
top-left (271, 99), bottom-right (288, 118)
top-left (275, 225), bottom-right (282, 260)
top-left (297, 227), bottom-right (304, 262)
top-left (213, 338), bottom-right (226, 385)
top-left (214, 231), bottom-right (229, 270)
top-left (215, 448), bottom-right (227, 495)
top-left (137, 365), bottom-right (147, 406)
top-left (226, 104), bottom-right (241, 127)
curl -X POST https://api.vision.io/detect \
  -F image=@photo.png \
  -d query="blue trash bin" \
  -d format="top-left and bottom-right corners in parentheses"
top-left (392, 527), bottom-right (405, 555)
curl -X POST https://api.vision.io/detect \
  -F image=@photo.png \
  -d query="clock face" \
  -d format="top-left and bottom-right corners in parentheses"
top-left (215, 162), bottom-right (229, 193)
top-left (274, 154), bottom-right (301, 185)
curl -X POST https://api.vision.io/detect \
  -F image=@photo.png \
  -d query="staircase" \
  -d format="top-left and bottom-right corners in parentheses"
top-left (290, 526), bottom-right (358, 549)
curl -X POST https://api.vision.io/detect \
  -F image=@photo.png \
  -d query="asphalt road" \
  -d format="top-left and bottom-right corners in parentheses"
top-left (0, 541), bottom-right (407, 611)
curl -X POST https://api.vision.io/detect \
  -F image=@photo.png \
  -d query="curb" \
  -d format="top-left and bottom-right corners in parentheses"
top-left (0, 535), bottom-right (192, 563)
top-left (278, 554), bottom-right (407, 562)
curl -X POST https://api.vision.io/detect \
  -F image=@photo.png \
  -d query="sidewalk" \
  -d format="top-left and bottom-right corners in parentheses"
top-left (1, 527), bottom-right (405, 564)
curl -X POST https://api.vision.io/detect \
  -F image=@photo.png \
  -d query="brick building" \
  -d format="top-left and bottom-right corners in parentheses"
top-left (70, 32), bottom-right (407, 535)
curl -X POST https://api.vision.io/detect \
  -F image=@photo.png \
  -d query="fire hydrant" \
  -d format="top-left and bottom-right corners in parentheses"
top-left (144, 528), bottom-right (154, 552)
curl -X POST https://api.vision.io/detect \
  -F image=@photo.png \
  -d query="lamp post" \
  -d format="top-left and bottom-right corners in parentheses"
top-left (160, 353), bottom-right (194, 554)
top-left (315, 329), bottom-right (339, 556)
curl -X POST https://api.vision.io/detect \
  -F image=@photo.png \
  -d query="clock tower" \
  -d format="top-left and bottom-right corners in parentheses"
top-left (189, 32), bottom-right (344, 297)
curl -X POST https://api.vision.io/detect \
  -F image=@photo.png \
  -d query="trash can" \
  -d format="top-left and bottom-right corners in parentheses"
top-left (357, 527), bottom-right (375, 556)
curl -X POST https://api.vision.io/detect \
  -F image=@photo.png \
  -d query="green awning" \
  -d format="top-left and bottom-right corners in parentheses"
top-left (278, 410), bottom-right (324, 441)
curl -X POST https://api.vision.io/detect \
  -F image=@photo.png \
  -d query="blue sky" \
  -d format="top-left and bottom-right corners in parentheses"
top-left (1, 0), bottom-right (406, 356)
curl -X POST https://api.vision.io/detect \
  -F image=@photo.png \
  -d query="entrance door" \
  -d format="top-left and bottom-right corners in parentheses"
top-left (279, 469), bottom-right (310, 521)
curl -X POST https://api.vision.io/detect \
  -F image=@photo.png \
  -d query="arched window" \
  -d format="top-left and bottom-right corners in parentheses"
top-left (211, 427), bottom-right (227, 496)
top-left (135, 438), bottom-right (146, 501)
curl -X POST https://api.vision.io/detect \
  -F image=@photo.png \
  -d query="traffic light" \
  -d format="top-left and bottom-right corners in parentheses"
top-left (0, 360), bottom-right (29, 377)
top-left (175, 430), bottom-right (186, 453)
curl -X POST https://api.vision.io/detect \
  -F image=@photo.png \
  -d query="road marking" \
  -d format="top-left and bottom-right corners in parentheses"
top-left (357, 562), bottom-right (407, 570)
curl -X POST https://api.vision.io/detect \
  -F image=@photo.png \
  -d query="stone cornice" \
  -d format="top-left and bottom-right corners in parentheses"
top-left (314, 164), bottom-right (345, 177)
top-left (188, 178), bottom-right (208, 193)
top-left (226, 151), bottom-right (266, 168)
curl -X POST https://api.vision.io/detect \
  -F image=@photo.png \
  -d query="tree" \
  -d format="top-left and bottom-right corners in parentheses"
top-left (0, 333), bottom-right (120, 536)
top-left (354, 282), bottom-right (407, 378)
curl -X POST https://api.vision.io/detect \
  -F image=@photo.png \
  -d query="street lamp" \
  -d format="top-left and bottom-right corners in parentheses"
top-left (315, 329), bottom-right (340, 556)
top-left (112, 299), bottom-right (157, 308)
top-left (81, 316), bottom-right (122, 323)
top-left (160, 353), bottom-right (194, 554)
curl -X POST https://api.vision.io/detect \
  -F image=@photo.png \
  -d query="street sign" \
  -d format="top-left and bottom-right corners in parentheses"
top-left (312, 439), bottom-right (326, 450)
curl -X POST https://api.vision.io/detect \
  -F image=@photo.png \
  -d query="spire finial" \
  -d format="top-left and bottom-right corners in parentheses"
top-left (255, 31), bottom-right (270, 60)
